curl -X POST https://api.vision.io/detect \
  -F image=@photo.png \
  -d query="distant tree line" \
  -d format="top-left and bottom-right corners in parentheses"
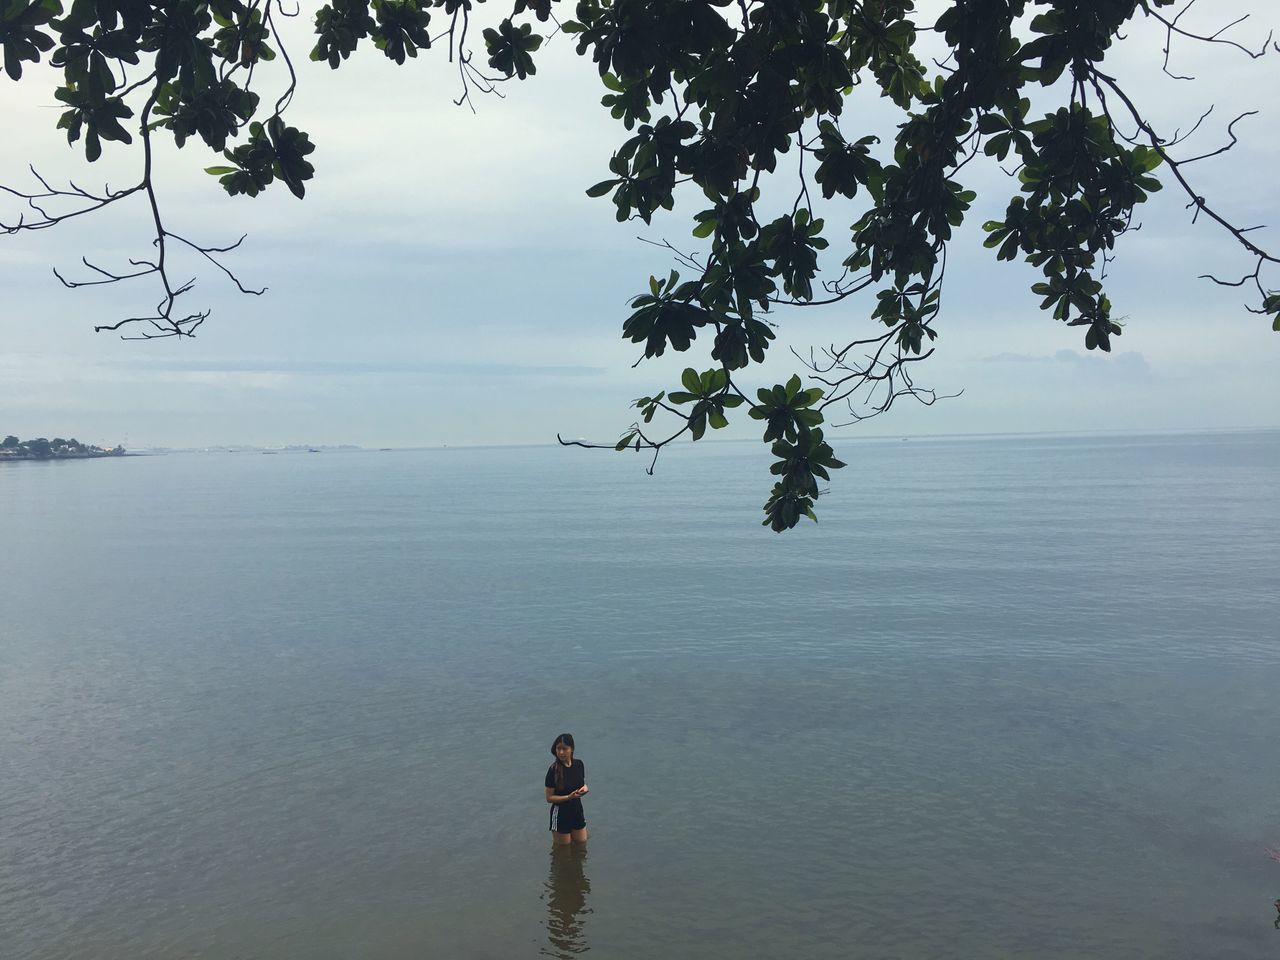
top-left (0, 435), bottom-right (124, 459)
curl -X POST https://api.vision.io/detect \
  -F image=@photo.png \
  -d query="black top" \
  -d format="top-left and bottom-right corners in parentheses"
top-left (545, 758), bottom-right (585, 798)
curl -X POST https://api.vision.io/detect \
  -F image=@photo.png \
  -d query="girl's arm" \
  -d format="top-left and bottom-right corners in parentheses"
top-left (545, 786), bottom-right (585, 804)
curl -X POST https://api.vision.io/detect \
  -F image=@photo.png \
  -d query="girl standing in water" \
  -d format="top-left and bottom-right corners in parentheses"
top-left (545, 733), bottom-right (588, 844)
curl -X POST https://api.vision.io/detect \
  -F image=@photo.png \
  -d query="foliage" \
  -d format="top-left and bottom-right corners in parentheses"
top-left (2, 0), bottom-right (1278, 527)
top-left (0, 435), bottom-right (122, 458)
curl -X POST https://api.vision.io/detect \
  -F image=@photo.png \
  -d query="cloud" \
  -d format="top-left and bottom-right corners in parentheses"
top-left (97, 357), bottom-right (606, 378)
top-left (149, 370), bottom-right (297, 390)
top-left (980, 349), bottom-right (1152, 376)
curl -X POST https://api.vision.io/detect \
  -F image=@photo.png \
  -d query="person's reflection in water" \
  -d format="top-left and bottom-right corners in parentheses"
top-left (542, 842), bottom-right (591, 957)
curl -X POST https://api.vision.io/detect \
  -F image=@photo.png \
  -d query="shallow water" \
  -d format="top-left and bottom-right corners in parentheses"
top-left (2, 431), bottom-right (1278, 958)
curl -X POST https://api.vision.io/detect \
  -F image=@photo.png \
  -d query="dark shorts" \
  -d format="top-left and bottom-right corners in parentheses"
top-left (549, 799), bottom-right (586, 834)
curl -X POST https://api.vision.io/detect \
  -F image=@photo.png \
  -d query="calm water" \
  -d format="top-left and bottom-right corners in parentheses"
top-left (1, 432), bottom-right (1278, 959)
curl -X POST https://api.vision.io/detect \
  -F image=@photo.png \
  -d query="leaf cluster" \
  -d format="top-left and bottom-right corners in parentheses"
top-left (206, 116), bottom-right (314, 198)
top-left (982, 104), bottom-right (1163, 350)
top-left (312, 0), bottom-right (433, 68)
top-left (1, 0), bottom-right (59, 81)
top-left (666, 365), bottom-right (743, 441)
top-left (750, 376), bottom-right (843, 532)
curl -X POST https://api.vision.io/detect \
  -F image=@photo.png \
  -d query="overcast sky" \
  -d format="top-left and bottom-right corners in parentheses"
top-left (2, 2), bottom-right (1278, 449)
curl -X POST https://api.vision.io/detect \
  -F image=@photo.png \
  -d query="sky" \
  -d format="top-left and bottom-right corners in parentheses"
top-left (2, 1), bottom-right (1278, 449)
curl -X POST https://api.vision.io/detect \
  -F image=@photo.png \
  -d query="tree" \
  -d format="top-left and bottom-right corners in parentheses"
top-left (2, 0), bottom-right (1277, 529)
top-left (1, 436), bottom-right (18, 448)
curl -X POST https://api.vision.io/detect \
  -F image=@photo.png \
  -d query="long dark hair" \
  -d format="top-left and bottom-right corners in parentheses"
top-left (549, 733), bottom-right (575, 792)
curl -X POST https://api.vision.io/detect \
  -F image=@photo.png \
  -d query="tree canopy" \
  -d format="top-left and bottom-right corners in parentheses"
top-left (2, 0), bottom-right (1277, 529)
top-left (0, 435), bottom-right (123, 457)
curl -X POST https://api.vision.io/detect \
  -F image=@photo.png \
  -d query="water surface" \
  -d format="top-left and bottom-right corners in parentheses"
top-left (2, 431), bottom-right (1278, 958)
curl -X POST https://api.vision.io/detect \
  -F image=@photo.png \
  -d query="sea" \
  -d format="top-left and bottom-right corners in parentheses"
top-left (1, 430), bottom-right (1278, 960)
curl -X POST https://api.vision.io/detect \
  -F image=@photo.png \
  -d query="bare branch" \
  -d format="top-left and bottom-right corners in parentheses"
top-left (1092, 70), bottom-right (1280, 274)
top-left (1146, 0), bottom-right (1273, 81)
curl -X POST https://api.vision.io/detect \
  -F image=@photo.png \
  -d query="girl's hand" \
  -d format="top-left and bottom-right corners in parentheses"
top-left (577, 784), bottom-right (589, 796)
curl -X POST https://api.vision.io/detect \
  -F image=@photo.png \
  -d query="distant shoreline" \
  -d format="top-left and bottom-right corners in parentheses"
top-left (0, 451), bottom-right (130, 463)
top-left (1, 437), bottom-right (127, 462)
